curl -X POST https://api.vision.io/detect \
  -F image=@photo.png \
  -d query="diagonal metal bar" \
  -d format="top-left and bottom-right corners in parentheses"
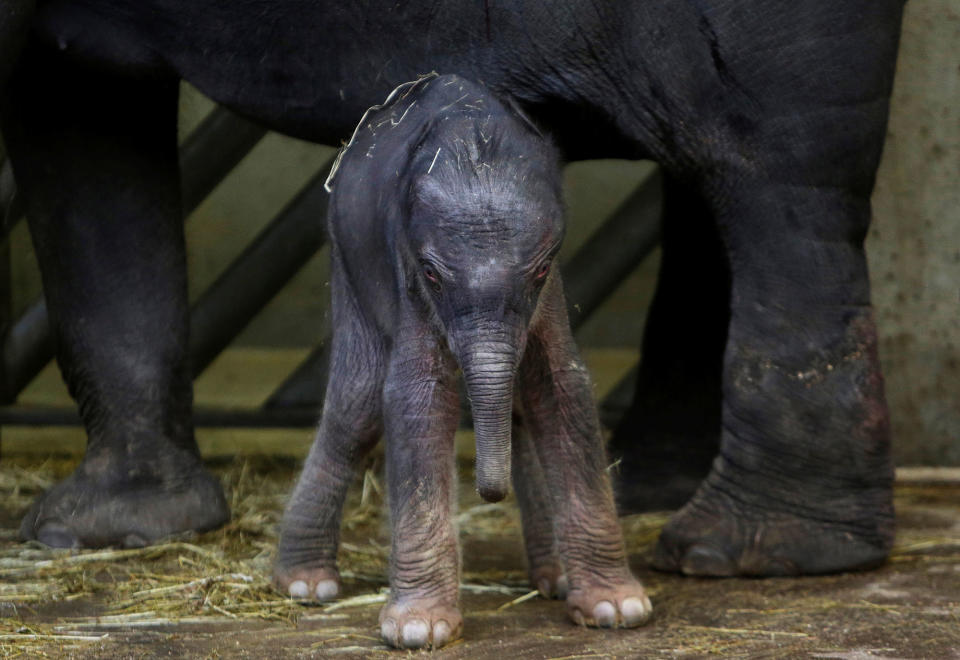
top-left (178, 107), bottom-right (267, 214)
top-left (1, 156), bottom-right (22, 242)
top-left (263, 341), bottom-right (329, 412)
top-left (2, 106), bottom-right (265, 244)
top-left (0, 405), bottom-right (318, 427)
top-left (0, 106), bottom-right (266, 400)
top-left (0, 298), bottom-right (52, 402)
top-left (563, 167), bottom-right (662, 331)
top-left (265, 166), bottom-right (664, 414)
top-left (190, 160), bottom-right (333, 376)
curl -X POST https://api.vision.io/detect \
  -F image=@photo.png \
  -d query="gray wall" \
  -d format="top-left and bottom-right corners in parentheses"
top-left (4, 1), bottom-right (957, 462)
top-left (868, 0), bottom-right (960, 464)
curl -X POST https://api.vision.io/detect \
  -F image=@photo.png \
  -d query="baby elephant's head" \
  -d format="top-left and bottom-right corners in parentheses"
top-left (403, 86), bottom-right (564, 501)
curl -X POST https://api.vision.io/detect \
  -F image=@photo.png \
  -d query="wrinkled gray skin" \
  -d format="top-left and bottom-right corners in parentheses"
top-left (273, 75), bottom-right (651, 649)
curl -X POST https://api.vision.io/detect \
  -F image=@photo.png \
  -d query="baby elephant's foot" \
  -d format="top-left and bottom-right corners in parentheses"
top-left (530, 560), bottom-right (568, 599)
top-left (379, 598), bottom-right (462, 650)
top-left (273, 566), bottom-right (340, 602)
top-left (566, 578), bottom-right (653, 628)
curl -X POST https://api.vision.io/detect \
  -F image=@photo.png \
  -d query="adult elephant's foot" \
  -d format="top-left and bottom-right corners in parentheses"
top-left (379, 597), bottom-right (462, 650)
top-left (566, 576), bottom-right (653, 628)
top-left (652, 462), bottom-right (895, 576)
top-left (273, 565), bottom-right (340, 602)
top-left (19, 452), bottom-right (229, 549)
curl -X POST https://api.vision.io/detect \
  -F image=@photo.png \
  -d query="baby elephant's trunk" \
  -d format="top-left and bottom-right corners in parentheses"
top-left (459, 333), bottom-right (521, 502)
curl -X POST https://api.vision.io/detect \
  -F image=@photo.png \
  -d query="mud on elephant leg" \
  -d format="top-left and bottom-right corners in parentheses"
top-left (378, 322), bottom-right (463, 650)
top-left (1, 44), bottom-right (227, 548)
top-left (511, 419), bottom-right (566, 599)
top-left (653, 179), bottom-right (895, 577)
top-left (274, 259), bottom-right (385, 600)
top-left (519, 276), bottom-right (652, 628)
top-left (610, 172), bottom-right (728, 514)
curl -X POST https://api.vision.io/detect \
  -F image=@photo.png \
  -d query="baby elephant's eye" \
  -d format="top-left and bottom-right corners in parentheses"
top-left (534, 260), bottom-right (552, 282)
top-left (421, 262), bottom-right (441, 290)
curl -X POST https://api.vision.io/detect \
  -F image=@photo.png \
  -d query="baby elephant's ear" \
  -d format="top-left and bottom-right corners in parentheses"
top-left (503, 96), bottom-right (543, 138)
top-left (325, 73), bottom-right (440, 192)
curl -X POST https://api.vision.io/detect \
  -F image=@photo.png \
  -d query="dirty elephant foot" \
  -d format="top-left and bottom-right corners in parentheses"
top-left (652, 475), bottom-right (895, 576)
top-left (379, 597), bottom-right (463, 650)
top-left (566, 577), bottom-right (653, 628)
top-left (19, 457), bottom-right (229, 549)
top-left (272, 565), bottom-right (341, 602)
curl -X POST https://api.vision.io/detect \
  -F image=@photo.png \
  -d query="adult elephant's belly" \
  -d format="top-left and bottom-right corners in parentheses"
top-left (33, 0), bottom-right (640, 157)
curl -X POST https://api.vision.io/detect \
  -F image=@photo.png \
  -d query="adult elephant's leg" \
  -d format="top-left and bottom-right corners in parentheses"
top-left (653, 123), bottom-right (895, 576)
top-left (1, 46), bottom-right (227, 548)
top-left (593, 0), bottom-right (906, 576)
top-left (610, 173), bottom-right (728, 513)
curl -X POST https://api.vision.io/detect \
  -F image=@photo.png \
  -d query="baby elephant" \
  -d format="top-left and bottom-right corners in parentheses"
top-left (273, 73), bottom-right (651, 649)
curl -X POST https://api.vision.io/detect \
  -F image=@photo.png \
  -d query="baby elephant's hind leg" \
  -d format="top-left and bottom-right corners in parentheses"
top-left (519, 275), bottom-right (652, 628)
top-left (512, 419), bottom-right (567, 598)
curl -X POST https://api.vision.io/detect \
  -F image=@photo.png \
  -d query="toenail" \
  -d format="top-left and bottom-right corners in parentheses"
top-left (401, 619), bottom-right (430, 648)
top-left (537, 578), bottom-right (552, 598)
top-left (433, 620), bottom-right (452, 647)
top-left (571, 607), bottom-right (586, 626)
top-left (35, 524), bottom-right (79, 549)
top-left (620, 596), bottom-right (652, 626)
top-left (592, 600), bottom-right (617, 627)
top-left (314, 579), bottom-right (338, 601)
top-left (380, 618), bottom-right (399, 646)
top-left (555, 574), bottom-right (569, 599)
top-left (288, 580), bottom-right (309, 598)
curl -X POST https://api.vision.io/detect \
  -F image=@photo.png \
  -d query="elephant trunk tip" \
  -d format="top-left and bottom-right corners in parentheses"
top-left (474, 441), bottom-right (511, 502)
top-left (476, 480), bottom-right (509, 503)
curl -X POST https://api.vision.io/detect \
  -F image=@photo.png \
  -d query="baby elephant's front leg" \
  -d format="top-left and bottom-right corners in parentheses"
top-left (520, 282), bottom-right (653, 628)
top-left (380, 335), bottom-right (463, 650)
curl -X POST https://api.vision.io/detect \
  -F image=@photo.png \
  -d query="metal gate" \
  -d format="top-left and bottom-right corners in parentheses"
top-left (0, 104), bottom-right (662, 431)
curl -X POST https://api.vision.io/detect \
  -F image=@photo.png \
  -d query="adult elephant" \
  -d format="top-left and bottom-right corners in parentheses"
top-left (0, 1), bottom-right (903, 576)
